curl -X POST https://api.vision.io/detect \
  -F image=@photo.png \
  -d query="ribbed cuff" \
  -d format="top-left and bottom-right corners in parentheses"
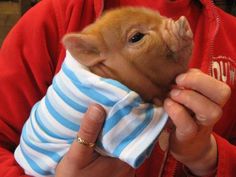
top-left (182, 165), bottom-right (217, 177)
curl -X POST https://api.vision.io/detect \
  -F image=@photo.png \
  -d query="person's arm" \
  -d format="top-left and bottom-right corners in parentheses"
top-left (0, 0), bottom-right (63, 176)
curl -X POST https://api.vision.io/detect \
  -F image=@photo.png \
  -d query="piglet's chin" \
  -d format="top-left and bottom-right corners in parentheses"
top-left (138, 85), bottom-right (170, 106)
top-left (152, 98), bottom-right (163, 107)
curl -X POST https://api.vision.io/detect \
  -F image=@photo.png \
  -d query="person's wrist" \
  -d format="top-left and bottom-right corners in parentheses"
top-left (184, 135), bottom-right (218, 176)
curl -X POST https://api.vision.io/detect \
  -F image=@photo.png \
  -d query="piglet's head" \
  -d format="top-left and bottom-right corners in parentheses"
top-left (62, 7), bottom-right (193, 104)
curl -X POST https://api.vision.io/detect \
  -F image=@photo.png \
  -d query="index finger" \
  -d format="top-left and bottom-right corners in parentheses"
top-left (66, 104), bottom-right (106, 168)
top-left (175, 69), bottom-right (231, 106)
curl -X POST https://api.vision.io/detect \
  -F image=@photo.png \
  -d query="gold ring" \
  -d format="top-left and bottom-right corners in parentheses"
top-left (76, 135), bottom-right (95, 148)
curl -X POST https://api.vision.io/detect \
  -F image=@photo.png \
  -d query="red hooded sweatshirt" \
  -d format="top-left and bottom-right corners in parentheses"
top-left (0, 0), bottom-right (236, 176)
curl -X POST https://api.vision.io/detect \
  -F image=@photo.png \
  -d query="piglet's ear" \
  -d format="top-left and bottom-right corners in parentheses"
top-left (62, 33), bottom-right (105, 67)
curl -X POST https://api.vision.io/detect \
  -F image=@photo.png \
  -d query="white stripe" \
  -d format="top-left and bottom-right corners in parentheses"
top-left (39, 98), bottom-right (77, 138)
top-left (101, 105), bottom-right (147, 153)
top-left (64, 51), bottom-right (90, 74)
top-left (30, 104), bottom-right (69, 144)
top-left (20, 136), bottom-right (57, 175)
top-left (119, 108), bottom-right (167, 166)
top-left (59, 69), bottom-right (125, 106)
top-left (63, 52), bottom-right (128, 100)
top-left (15, 51), bottom-right (168, 175)
top-left (14, 146), bottom-right (45, 177)
top-left (24, 114), bottom-right (41, 143)
top-left (57, 71), bottom-right (103, 107)
top-left (47, 85), bottom-right (83, 125)
top-left (89, 79), bottom-right (129, 101)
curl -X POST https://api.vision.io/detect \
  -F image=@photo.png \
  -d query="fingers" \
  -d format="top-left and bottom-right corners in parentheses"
top-left (163, 69), bottom-right (231, 139)
top-left (64, 104), bottom-right (106, 168)
top-left (163, 70), bottom-right (224, 175)
top-left (169, 88), bottom-right (222, 126)
top-left (164, 98), bottom-right (198, 142)
top-left (175, 69), bottom-right (231, 106)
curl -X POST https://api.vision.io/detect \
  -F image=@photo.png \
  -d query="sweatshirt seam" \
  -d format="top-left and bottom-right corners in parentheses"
top-left (213, 133), bottom-right (226, 176)
top-left (52, 0), bottom-right (64, 67)
top-left (207, 2), bottom-right (220, 76)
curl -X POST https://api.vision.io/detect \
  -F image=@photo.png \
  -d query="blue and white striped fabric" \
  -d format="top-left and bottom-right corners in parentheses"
top-left (14, 51), bottom-right (168, 177)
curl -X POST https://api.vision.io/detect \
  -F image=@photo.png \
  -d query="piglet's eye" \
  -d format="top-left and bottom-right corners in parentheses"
top-left (129, 32), bottom-right (145, 43)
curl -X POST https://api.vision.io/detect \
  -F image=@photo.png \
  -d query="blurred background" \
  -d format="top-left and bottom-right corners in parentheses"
top-left (0, 0), bottom-right (38, 46)
top-left (0, 0), bottom-right (235, 47)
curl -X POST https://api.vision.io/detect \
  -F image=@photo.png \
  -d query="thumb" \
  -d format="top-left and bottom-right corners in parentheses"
top-left (64, 104), bottom-right (106, 168)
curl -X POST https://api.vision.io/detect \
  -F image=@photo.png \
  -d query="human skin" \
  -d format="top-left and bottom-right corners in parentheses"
top-left (55, 69), bottom-right (231, 177)
top-left (163, 69), bottom-right (231, 176)
top-left (55, 104), bottom-right (135, 177)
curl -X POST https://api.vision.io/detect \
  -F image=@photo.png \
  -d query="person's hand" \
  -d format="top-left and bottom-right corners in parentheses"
top-left (55, 104), bottom-right (135, 177)
top-left (163, 69), bottom-right (231, 176)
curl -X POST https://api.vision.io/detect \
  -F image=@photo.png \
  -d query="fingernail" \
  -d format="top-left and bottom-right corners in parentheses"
top-left (176, 74), bottom-right (186, 84)
top-left (87, 105), bottom-right (105, 122)
top-left (196, 114), bottom-right (207, 121)
top-left (165, 98), bottom-right (174, 107)
top-left (170, 89), bottom-right (181, 97)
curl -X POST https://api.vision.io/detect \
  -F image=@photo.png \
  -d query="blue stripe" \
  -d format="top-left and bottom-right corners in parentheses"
top-left (62, 63), bottom-right (116, 107)
top-left (100, 78), bottom-right (131, 93)
top-left (30, 114), bottom-right (49, 143)
top-left (34, 103), bottom-right (70, 140)
top-left (134, 141), bottom-right (156, 168)
top-left (22, 125), bottom-right (62, 163)
top-left (20, 143), bottom-right (53, 176)
top-left (102, 97), bottom-right (142, 134)
top-left (45, 96), bottom-right (80, 131)
top-left (134, 152), bottom-right (146, 168)
top-left (30, 114), bottom-right (73, 144)
top-left (52, 78), bottom-right (87, 113)
top-left (112, 105), bottom-right (154, 156)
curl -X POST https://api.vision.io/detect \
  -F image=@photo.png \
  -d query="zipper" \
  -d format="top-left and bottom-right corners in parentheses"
top-left (157, 141), bottom-right (170, 177)
top-left (208, 0), bottom-right (220, 76)
top-left (157, 124), bottom-right (177, 177)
